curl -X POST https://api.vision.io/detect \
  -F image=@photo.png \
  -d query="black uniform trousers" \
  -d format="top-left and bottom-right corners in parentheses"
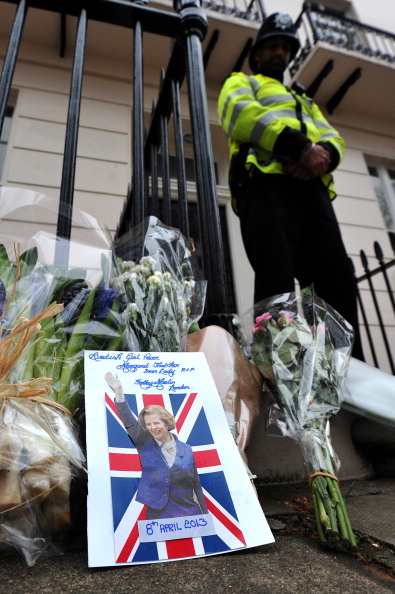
top-left (235, 167), bottom-right (364, 361)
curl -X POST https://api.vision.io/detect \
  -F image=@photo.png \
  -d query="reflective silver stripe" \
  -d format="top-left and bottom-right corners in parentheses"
top-left (246, 75), bottom-right (261, 95)
top-left (263, 108), bottom-right (298, 121)
top-left (250, 111), bottom-right (282, 144)
top-left (257, 108), bottom-right (313, 124)
top-left (228, 100), bottom-right (257, 136)
top-left (220, 86), bottom-right (255, 126)
top-left (315, 120), bottom-right (335, 130)
top-left (249, 110), bottom-right (316, 144)
top-left (302, 114), bottom-right (314, 125)
top-left (258, 93), bottom-right (295, 106)
top-left (320, 130), bottom-right (339, 140)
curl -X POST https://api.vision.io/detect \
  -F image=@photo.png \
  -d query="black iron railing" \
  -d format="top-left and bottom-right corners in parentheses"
top-left (0, 0), bottom-right (234, 331)
top-left (291, 2), bottom-right (395, 76)
top-left (201, 0), bottom-right (264, 21)
top-left (354, 238), bottom-right (395, 375)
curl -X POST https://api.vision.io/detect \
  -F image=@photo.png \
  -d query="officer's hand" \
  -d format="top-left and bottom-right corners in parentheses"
top-left (285, 161), bottom-right (314, 180)
top-left (299, 143), bottom-right (330, 177)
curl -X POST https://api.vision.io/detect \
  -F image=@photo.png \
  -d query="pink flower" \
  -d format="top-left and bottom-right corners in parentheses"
top-left (282, 313), bottom-right (294, 324)
top-left (255, 312), bottom-right (272, 325)
top-left (253, 312), bottom-right (272, 332)
top-left (277, 312), bottom-right (294, 328)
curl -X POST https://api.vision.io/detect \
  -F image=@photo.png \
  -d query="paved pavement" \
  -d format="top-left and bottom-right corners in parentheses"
top-left (1, 477), bottom-right (394, 593)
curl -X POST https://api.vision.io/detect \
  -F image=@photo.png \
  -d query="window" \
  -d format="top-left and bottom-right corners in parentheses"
top-left (368, 163), bottom-right (395, 235)
top-left (0, 105), bottom-right (14, 180)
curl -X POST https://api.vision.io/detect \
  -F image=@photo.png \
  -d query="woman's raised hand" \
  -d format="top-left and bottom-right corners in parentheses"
top-left (105, 372), bottom-right (125, 402)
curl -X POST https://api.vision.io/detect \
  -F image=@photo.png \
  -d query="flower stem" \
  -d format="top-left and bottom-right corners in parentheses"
top-left (312, 487), bottom-right (327, 544)
top-left (330, 478), bottom-right (358, 550)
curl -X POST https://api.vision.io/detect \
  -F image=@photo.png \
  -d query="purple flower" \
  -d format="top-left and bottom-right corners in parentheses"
top-left (0, 279), bottom-right (9, 335)
top-left (0, 279), bottom-right (6, 317)
top-left (92, 285), bottom-right (126, 321)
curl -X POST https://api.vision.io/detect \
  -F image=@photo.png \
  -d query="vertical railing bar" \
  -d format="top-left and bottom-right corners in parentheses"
top-left (351, 255), bottom-right (379, 368)
top-left (0, 0), bottom-right (27, 137)
top-left (374, 241), bottom-right (395, 314)
top-left (360, 250), bottom-right (395, 374)
top-left (357, 286), bottom-right (379, 368)
top-left (177, 1), bottom-right (231, 330)
top-left (254, 0), bottom-right (266, 20)
top-left (149, 142), bottom-right (159, 218)
top-left (383, 34), bottom-right (393, 59)
top-left (131, 19), bottom-right (145, 228)
top-left (160, 109), bottom-right (171, 225)
top-left (144, 162), bottom-right (150, 220)
top-left (55, 8), bottom-right (87, 266)
top-left (60, 12), bottom-right (67, 58)
top-left (171, 78), bottom-right (189, 240)
top-left (304, 2), bottom-right (320, 43)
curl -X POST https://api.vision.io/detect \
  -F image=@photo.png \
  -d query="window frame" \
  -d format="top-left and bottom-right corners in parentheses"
top-left (367, 158), bottom-right (395, 235)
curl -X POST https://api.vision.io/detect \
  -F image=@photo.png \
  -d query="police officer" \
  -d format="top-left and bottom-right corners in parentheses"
top-left (217, 12), bottom-right (364, 360)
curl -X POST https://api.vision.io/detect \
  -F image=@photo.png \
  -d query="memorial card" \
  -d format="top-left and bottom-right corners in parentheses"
top-left (84, 350), bottom-right (274, 567)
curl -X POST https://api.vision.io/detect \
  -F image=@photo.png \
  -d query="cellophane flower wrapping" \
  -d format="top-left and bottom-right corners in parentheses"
top-left (186, 325), bottom-right (262, 478)
top-left (0, 187), bottom-right (132, 417)
top-left (0, 396), bottom-right (85, 566)
top-left (0, 187), bottom-right (131, 564)
top-left (248, 286), bottom-right (357, 550)
top-left (112, 216), bottom-right (207, 352)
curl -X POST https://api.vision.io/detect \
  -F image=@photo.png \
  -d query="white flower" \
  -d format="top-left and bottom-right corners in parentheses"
top-left (121, 260), bottom-right (135, 270)
top-left (140, 256), bottom-right (156, 269)
top-left (111, 278), bottom-right (124, 291)
top-left (133, 265), bottom-right (151, 276)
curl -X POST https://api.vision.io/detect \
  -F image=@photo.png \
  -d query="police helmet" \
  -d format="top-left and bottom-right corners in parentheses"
top-left (249, 12), bottom-right (300, 73)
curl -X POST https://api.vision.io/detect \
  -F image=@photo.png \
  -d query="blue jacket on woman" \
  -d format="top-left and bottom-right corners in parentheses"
top-left (115, 400), bottom-right (208, 519)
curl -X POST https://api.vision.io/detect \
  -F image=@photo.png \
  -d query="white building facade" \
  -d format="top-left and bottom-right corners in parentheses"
top-left (0, 0), bottom-right (394, 480)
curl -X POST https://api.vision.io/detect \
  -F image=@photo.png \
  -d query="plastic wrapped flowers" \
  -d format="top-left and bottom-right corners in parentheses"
top-left (2, 244), bottom-right (130, 416)
top-left (249, 286), bottom-right (357, 551)
top-left (0, 247), bottom-right (86, 566)
top-left (112, 217), bottom-right (207, 352)
top-left (0, 188), bottom-right (132, 416)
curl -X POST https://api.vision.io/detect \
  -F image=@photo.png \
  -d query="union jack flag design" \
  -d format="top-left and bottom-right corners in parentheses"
top-left (105, 389), bottom-right (247, 563)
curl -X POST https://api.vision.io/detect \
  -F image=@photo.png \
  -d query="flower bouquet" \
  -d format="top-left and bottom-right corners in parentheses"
top-left (0, 246), bottom-right (86, 566)
top-left (0, 188), bottom-right (131, 564)
top-left (249, 286), bottom-right (357, 551)
top-left (112, 216), bottom-right (207, 352)
top-left (0, 188), bottom-right (131, 416)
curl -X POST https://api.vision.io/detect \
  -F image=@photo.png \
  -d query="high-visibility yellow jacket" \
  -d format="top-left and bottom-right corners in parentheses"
top-left (217, 72), bottom-right (345, 201)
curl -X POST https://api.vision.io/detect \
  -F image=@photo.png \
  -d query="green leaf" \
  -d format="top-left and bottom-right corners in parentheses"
top-left (55, 288), bottom-right (96, 406)
top-left (50, 277), bottom-right (87, 305)
top-left (0, 243), bottom-right (10, 267)
top-left (19, 246), bottom-right (38, 268)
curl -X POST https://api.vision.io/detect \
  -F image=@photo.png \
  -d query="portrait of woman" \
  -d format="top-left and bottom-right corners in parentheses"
top-left (105, 372), bottom-right (209, 521)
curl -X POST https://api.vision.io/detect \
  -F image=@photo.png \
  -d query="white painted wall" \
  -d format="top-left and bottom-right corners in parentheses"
top-left (1, 0), bottom-right (393, 481)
